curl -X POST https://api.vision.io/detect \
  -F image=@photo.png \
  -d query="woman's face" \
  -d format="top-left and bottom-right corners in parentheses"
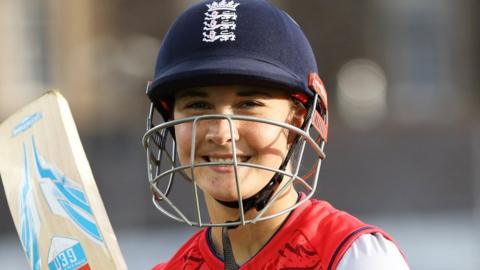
top-left (173, 85), bottom-right (302, 202)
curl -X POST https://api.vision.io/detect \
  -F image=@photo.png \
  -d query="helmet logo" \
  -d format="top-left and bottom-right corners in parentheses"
top-left (202, 0), bottom-right (240, 43)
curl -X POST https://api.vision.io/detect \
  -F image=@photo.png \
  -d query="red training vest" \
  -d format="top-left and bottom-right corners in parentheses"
top-left (152, 199), bottom-right (401, 270)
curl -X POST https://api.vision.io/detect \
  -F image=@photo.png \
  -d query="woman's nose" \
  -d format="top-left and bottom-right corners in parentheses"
top-left (204, 118), bottom-right (239, 145)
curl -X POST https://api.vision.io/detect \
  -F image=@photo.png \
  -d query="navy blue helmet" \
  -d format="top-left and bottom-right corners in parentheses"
top-left (147, 0), bottom-right (324, 121)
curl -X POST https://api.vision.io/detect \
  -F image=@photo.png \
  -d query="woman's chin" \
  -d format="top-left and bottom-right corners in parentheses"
top-left (197, 171), bottom-right (270, 202)
top-left (207, 188), bottom-right (257, 203)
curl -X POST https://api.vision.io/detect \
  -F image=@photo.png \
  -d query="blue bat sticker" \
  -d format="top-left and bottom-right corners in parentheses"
top-left (31, 136), bottom-right (104, 244)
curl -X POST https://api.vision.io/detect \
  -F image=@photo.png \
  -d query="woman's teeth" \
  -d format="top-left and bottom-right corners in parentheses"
top-left (204, 156), bottom-right (250, 162)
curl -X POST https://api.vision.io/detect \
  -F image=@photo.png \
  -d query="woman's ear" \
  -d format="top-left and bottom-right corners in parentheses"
top-left (287, 107), bottom-right (307, 144)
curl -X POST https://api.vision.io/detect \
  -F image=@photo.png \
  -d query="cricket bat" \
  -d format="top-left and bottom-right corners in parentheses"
top-left (0, 91), bottom-right (127, 270)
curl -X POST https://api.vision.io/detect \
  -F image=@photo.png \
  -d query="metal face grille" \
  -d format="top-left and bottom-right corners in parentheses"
top-left (143, 97), bottom-right (326, 228)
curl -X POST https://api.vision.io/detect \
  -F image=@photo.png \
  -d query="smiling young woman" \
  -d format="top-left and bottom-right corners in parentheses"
top-left (142, 1), bottom-right (410, 269)
top-left (173, 86), bottom-right (303, 202)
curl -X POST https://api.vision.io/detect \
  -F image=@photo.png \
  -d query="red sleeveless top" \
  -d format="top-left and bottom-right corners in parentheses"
top-left (152, 199), bottom-right (399, 270)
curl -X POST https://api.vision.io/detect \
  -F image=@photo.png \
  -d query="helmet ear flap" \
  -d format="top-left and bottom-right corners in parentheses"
top-left (308, 73), bottom-right (329, 142)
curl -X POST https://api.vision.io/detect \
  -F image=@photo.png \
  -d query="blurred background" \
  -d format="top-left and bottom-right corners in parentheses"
top-left (0, 0), bottom-right (479, 269)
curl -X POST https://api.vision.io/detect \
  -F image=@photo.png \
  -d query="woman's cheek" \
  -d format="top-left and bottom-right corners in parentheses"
top-left (174, 123), bottom-right (193, 164)
top-left (244, 123), bottom-right (288, 149)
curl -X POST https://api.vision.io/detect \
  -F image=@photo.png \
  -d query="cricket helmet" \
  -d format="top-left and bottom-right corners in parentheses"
top-left (143, 0), bottom-right (328, 228)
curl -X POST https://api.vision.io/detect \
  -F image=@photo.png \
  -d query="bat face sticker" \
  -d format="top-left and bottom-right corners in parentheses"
top-left (31, 136), bottom-right (104, 245)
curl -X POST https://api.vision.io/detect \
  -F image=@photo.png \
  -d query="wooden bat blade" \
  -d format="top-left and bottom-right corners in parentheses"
top-left (0, 91), bottom-right (127, 270)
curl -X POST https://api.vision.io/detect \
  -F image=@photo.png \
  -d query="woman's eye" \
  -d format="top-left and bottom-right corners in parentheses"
top-left (185, 101), bottom-right (211, 110)
top-left (238, 100), bottom-right (264, 109)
